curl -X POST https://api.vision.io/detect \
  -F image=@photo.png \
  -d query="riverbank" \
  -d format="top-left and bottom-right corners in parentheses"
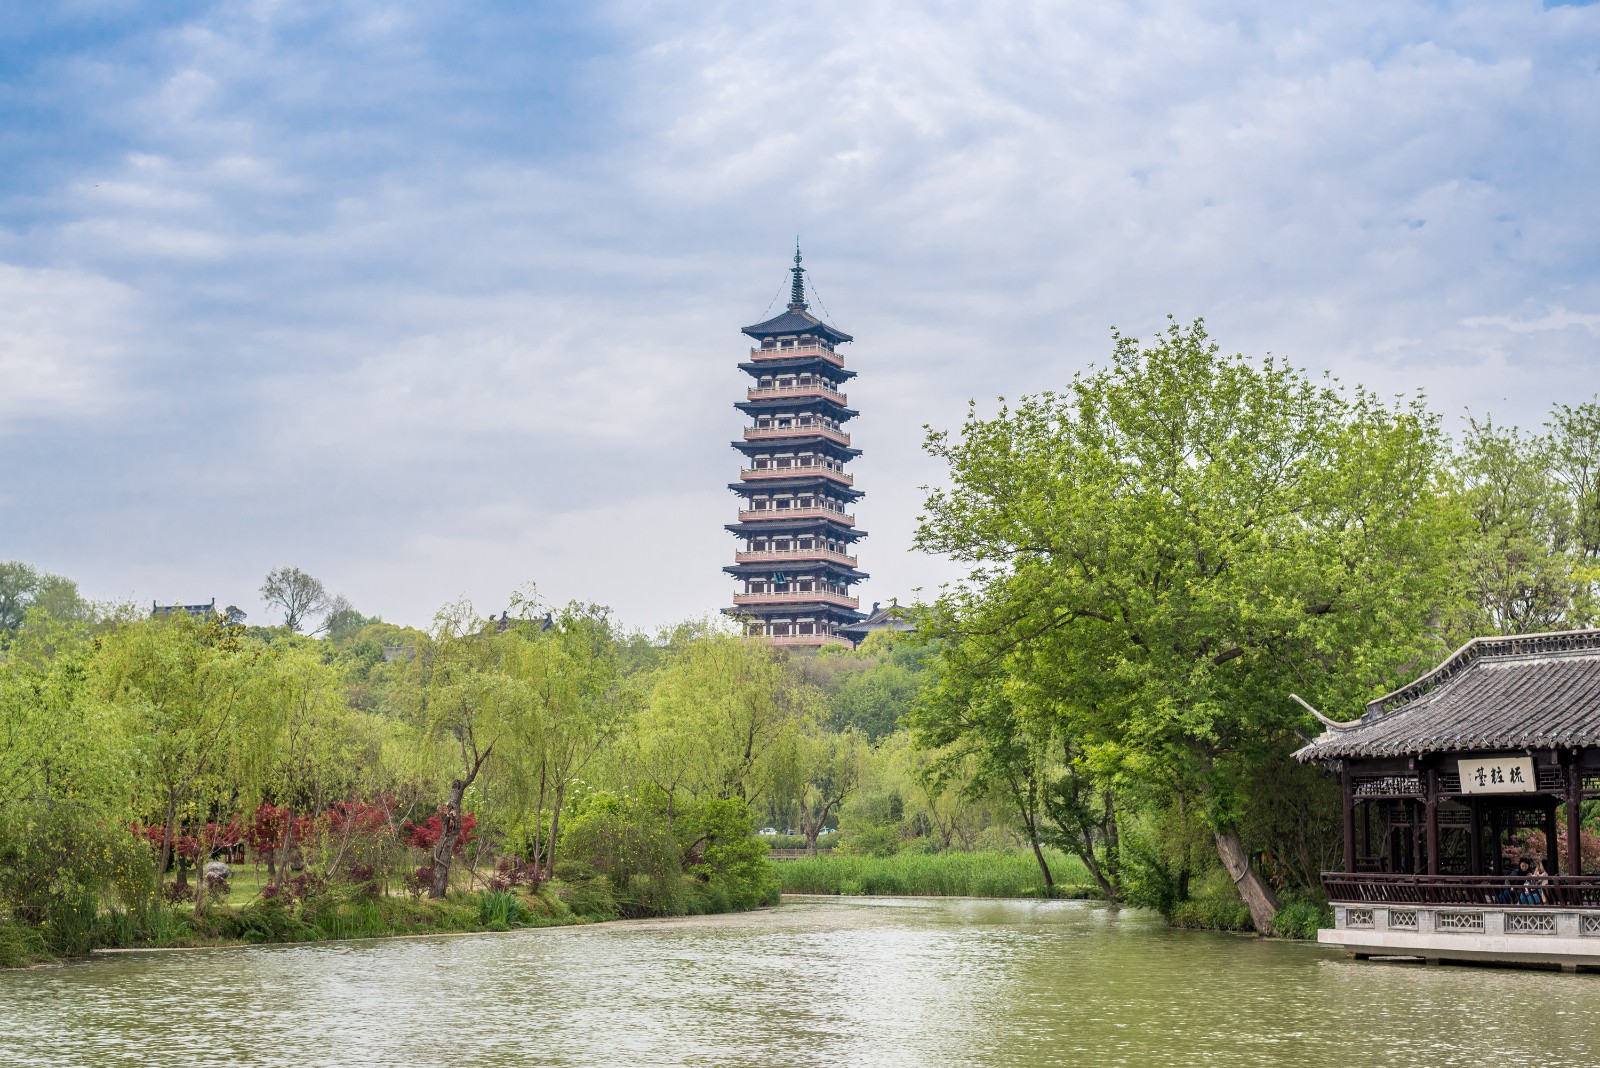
top-left (0, 887), bottom-right (584, 969)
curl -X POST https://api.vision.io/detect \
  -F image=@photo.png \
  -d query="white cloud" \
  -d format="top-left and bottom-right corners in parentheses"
top-left (0, 264), bottom-right (142, 430)
top-left (4, 0), bottom-right (1600, 626)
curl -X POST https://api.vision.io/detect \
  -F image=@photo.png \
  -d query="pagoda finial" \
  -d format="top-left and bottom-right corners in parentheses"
top-left (789, 239), bottom-right (807, 311)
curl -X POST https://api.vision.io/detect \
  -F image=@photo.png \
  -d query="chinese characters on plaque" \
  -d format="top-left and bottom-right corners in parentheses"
top-left (1456, 756), bottom-right (1536, 794)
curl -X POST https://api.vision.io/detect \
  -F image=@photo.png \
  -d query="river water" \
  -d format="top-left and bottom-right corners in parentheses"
top-left (3, 896), bottom-right (1598, 1067)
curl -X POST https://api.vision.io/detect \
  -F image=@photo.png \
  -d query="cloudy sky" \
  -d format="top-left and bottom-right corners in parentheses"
top-left (3, 0), bottom-right (1598, 631)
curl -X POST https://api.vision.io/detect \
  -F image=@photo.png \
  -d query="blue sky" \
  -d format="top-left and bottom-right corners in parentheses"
top-left (2, 0), bottom-right (1598, 630)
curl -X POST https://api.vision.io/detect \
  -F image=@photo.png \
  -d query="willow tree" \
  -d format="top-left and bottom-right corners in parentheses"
top-left (916, 319), bottom-right (1458, 931)
top-left (94, 613), bottom-right (267, 889)
top-left (628, 632), bottom-right (815, 817)
top-left (403, 603), bottom-right (516, 899)
top-left (495, 600), bottom-right (624, 879)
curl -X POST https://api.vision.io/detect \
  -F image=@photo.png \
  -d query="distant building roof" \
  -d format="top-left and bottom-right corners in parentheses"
top-left (151, 599), bottom-right (217, 619)
top-left (839, 599), bottom-right (917, 642)
top-left (1295, 630), bottom-right (1600, 762)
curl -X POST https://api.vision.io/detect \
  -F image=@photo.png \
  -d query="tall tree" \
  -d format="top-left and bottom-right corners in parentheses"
top-left (260, 567), bottom-right (331, 633)
top-left (916, 320), bottom-right (1458, 931)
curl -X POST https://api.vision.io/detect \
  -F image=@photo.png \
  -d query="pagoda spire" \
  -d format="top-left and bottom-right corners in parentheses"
top-left (788, 239), bottom-right (807, 311)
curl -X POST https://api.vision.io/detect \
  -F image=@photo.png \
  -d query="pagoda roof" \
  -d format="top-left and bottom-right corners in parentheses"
top-left (724, 519), bottom-right (866, 539)
top-left (734, 398), bottom-right (858, 420)
top-left (839, 600), bottom-right (918, 640)
top-left (742, 307), bottom-right (852, 346)
top-left (731, 438), bottom-right (861, 460)
top-left (739, 358), bottom-right (856, 381)
top-left (724, 562), bottom-right (869, 581)
top-left (1295, 630), bottom-right (1600, 762)
top-left (728, 478), bottom-right (863, 502)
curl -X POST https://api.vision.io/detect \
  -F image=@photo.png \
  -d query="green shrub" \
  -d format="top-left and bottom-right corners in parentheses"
top-left (835, 823), bottom-right (900, 858)
top-left (1170, 897), bottom-right (1255, 932)
top-left (558, 876), bottom-right (619, 921)
top-left (215, 898), bottom-right (316, 944)
top-left (760, 835), bottom-right (837, 852)
top-left (477, 890), bottom-right (534, 930)
top-left (1271, 900), bottom-right (1331, 940)
top-left (0, 920), bottom-right (48, 968)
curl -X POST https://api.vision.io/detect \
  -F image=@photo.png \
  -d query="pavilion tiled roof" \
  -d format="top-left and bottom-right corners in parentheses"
top-left (1295, 630), bottom-right (1600, 762)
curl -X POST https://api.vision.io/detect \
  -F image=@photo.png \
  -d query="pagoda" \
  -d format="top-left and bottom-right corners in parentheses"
top-left (724, 247), bottom-right (867, 646)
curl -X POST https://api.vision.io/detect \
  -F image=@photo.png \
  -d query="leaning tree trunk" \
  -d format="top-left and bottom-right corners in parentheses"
top-left (429, 778), bottom-right (467, 900)
top-left (1214, 828), bottom-right (1279, 934)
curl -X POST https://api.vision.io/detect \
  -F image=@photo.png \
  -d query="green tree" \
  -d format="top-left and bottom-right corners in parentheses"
top-left (494, 598), bottom-right (624, 878)
top-left (1549, 398), bottom-right (1600, 625)
top-left (1449, 418), bottom-right (1577, 638)
top-left (0, 562), bottom-right (87, 639)
top-left (916, 320), bottom-right (1458, 931)
top-left (627, 631), bottom-right (815, 814)
top-left (0, 620), bottom-right (138, 951)
top-left (94, 613), bottom-right (267, 894)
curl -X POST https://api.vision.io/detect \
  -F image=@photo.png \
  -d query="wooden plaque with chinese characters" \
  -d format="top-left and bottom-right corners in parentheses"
top-left (1456, 756), bottom-right (1536, 794)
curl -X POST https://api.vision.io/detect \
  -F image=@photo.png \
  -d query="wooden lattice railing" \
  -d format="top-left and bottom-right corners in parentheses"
top-left (1323, 871), bottom-right (1600, 908)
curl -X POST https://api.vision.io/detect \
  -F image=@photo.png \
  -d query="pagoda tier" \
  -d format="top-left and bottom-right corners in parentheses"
top-left (724, 246), bottom-right (868, 647)
top-left (737, 356), bottom-right (857, 381)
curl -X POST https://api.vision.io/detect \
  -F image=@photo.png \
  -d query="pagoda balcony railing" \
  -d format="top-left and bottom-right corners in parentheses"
top-left (734, 590), bottom-right (861, 609)
top-left (743, 424), bottom-right (851, 446)
top-left (736, 507), bottom-right (855, 527)
top-left (762, 634), bottom-right (853, 647)
top-left (741, 464), bottom-right (854, 486)
top-left (735, 548), bottom-right (858, 566)
top-left (1322, 871), bottom-right (1600, 909)
top-left (747, 384), bottom-right (849, 405)
top-left (749, 344), bottom-right (845, 367)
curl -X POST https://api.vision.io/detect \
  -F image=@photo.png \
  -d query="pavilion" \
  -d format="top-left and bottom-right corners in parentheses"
top-left (1296, 629), bottom-right (1600, 968)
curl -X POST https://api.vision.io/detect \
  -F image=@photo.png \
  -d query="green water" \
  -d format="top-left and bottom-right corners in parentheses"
top-left (3, 897), bottom-right (1598, 1066)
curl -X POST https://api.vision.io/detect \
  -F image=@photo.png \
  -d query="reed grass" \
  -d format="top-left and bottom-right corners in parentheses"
top-left (775, 849), bottom-right (1103, 899)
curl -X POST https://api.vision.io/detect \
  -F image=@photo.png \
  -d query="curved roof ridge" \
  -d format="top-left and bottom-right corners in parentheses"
top-left (1365, 629), bottom-right (1600, 718)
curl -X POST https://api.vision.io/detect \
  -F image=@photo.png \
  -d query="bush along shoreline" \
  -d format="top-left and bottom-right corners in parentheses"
top-left (1, 858), bottom-right (783, 969)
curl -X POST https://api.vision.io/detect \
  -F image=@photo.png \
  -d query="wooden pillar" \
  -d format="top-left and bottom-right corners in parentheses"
top-left (1342, 762), bottom-right (1356, 873)
top-left (1570, 751), bottom-right (1584, 877)
top-left (1468, 799), bottom-right (1482, 876)
top-left (1545, 801), bottom-right (1561, 876)
top-left (1489, 807), bottom-right (1503, 875)
top-left (1411, 800), bottom-right (1423, 874)
top-left (1425, 765), bottom-right (1440, 876)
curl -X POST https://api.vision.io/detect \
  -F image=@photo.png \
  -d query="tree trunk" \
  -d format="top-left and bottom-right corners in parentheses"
top-left (1101, 790), bottom-right (1121, 899)
top-left (158, 787), bottom-right (178, 881)
top-left (429, 778), bottom-right (466, 900)
top-left (545, 781), bottom-right (567, 880)
top-left (1029, 832), bottom-right (1055, 890)
top-left (270, 807), bottom-right (296, 890)
top-left (1214, 828), bottom-right (1278, 934)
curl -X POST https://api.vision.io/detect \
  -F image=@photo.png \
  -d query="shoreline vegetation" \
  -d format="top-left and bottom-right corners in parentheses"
top-left (771, 849), bottom-right (1331, 939)
top-left (4, 849), bottom-right (1318, 969)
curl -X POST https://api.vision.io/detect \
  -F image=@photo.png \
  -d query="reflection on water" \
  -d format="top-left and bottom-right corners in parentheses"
top-left (3, 897), bottom-right (1598, 1067)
